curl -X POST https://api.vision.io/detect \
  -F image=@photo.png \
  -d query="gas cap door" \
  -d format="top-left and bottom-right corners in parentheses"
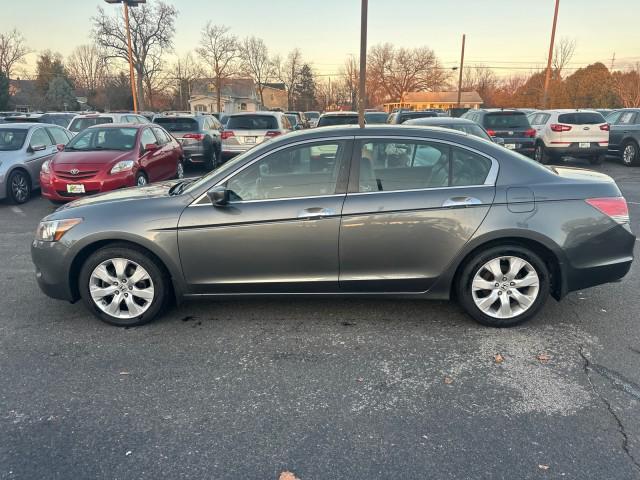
top-left (507, 187), bottom-right (535, 213)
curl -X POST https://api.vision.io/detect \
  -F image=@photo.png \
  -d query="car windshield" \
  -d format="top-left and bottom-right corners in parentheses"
top-left (65, 127), bottom-right (138, 151)
top-left (0, 129), bottom-right (28, 151)
top-left (226, 115), bottom-right (278, 130)
top-left (557, 112), bottom-right (605, 125)
top-left (317, 115), bottom-right (358, 127)
top-left (285, 115), bottom-right (299, 126)
top-left (69, 117), bottom-right (113, 133)
top-left (305, 112), bottom-right (320, 119)
top-left (365, 112), bottom-right (389, 124)
top-left (445, 124), bottom-right (491, 140)
top-left (399, 112), bottom-right (438, 122)
top-left (484, 112), bottom-right (530, 129)
top-left (153, 117), bottom-right (199, 132)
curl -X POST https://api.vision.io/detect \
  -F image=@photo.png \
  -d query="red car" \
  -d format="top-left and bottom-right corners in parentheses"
top-left (40, 124), bottom-right (184, 202)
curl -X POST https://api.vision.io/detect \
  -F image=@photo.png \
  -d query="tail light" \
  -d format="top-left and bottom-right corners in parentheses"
top-left (550, 124), bottom-right (572, 132)
top-left (585, 197), bottom-right (629, 224)
top-left (600, 124), bottom-right (610, 131)
top-left (182, 133), bottom-right (205, 140)
top-left (265, 131), bottom-right (281, 138)
top-left (221, 130), bottom-right (235, 140)
top-left (486, 129), bottom-right (496, 137)
top-left (524, 128), bottom-right (536, 138)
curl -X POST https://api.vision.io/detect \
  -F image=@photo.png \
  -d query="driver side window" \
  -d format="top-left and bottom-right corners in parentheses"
top-left (226, 141), bottom-right (346, 201)
top-left (30, 128), bottom-right (53, 148)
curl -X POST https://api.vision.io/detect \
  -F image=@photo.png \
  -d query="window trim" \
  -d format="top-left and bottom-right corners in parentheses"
top-left (190, 136), bottom-right (355, 206)
top-left (347, 135), bottom-right (499, 195)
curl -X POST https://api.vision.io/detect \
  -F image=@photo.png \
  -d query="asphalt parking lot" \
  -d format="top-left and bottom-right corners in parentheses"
top-left (1, 159), bottom-right (639, 480)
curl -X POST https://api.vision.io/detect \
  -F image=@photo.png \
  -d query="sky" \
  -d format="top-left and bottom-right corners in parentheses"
top-left (2, 0), bottom-right (640, 79)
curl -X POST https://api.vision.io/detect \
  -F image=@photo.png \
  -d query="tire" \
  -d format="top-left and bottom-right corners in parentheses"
top-left (7, 169), bottom-right (31, 204)
top-left (204, 145), bottom-right (218, 171)
top-left (456, 245), bottom-right (550, 328)
top-left (534, 143), bottom-right (551, 164)
top-left (621, 140), bottom-right (639, 167)
top-left (175, 159), bottom-right (185, 179)
top-left (589, 154), bottom-right (604, 165)
top-left (78, 245), bottom-right (168, 327)
top-left (135, 171), bottom-right (148, 186)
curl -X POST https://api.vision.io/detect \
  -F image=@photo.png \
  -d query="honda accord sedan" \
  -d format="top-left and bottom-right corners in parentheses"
top-left (31, 125), bottom-right (635, 327)
top-left (40, 124), bottom-right (184, 202)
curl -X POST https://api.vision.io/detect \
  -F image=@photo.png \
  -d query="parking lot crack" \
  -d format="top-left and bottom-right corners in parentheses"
top-left (579, 346), bottom-right (640, 472)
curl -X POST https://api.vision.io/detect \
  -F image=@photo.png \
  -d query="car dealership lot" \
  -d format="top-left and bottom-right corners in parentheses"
top-left (1, 161), bottom-right (639, 479)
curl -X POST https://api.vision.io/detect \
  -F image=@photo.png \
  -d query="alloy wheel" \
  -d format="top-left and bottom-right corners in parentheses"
top-left (89, 258), bottom-right (155, 319)
top-left (623, 143), bottom-right (636, 165)
top-left (136, 175), bottom-right (148, 186)
top-left (177, 161), bottom-right (185, 179)
top-left (471, 256), bottom-right (540, 319)
top-left (534, 145), bottom-right (542, 162)
top-left (11, 173), bottom-right (29, 203)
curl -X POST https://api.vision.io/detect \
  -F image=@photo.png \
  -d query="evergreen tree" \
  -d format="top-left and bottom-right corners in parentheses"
top-left (45, 77), bottom-right (78, 111)
top-left (294, 63), bottom-right (316, 111)
top-left (0, 72), bottom-right (9, 110)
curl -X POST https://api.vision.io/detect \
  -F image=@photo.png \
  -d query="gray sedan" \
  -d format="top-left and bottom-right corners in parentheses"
top-left (31, 125), bottom-right (635, 328)
top-left (1, 123), bottom-right (73, 203)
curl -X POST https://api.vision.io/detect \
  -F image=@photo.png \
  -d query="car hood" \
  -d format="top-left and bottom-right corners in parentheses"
top-left (57, 179), bottom-right (182, 210)
top-left (52, 149), bottom-right (134, 168)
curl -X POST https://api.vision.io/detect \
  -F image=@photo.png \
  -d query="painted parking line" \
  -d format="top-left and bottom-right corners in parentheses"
top-left (10, 207), bottom-right (26, 217)
top-left (627, 201), bottom-right (640, 205)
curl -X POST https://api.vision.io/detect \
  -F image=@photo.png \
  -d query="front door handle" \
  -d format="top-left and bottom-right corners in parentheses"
top-left (442, 196), bottom-right (482, 207)
top-left (297, 207), bottom-right (336, 219)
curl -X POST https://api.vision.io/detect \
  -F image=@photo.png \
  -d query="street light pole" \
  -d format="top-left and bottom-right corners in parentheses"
top-left (457, 34), bottom-right (466, 107)
top-left (542, 0), bottom-right (560, 109)
top-left (358, 0), bottom-right (368, 128)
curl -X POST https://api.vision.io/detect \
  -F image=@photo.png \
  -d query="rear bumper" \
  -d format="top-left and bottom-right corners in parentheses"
top-left (547, 144), bottom-right (608, 158)
top-left (503, 138), bottom-right (535, 155)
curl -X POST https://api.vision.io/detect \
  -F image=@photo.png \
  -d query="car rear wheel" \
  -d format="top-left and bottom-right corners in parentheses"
top-left (79, 246), bottom-right (168, 327)
top-left (175, 159), bottom-right (185, 179)
top-left (534, 143), bottom-right (550, 164)
top-left (457, 245), bottom-right (550, 327)
top-left (135, 171), bottom-right (148, 186)
top-left (622, 141), bottom-right (638, 166)
top-left (204, 146), bottom-right (218, 171)
top-left (7, 170), bottom-right (31, 204)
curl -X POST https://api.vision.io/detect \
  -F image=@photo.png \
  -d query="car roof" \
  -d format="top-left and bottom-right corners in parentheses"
top-left (405, 117), bottom-right (476, 125)
top-left (0, 123), bottom-right (40, 129)
top-left (228, 111), bottom-right (281, 117)
top-left (546, 108), bottom-right (601, 113)
top-left (86, 123), bottom-right (146, 129)
top-left (321, 111), bottom-right (358, 116)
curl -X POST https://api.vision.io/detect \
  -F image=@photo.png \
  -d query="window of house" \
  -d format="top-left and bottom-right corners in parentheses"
top-left (226, 141), bottom-right (347, 201)
top-left (240, 103), bottom-right (247, 111)
top-left (195, 104), bottom-right (206, 112)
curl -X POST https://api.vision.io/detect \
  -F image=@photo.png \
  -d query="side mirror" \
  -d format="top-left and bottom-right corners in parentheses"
top-left (207, 186), bottom-right (230, 206)
top-left (144, 143), bottom-right (159, 152)
top-left (493, 137), bottom-right (505, 146)
top-left (56, 144), bottom-right (65, 152)
top-left (29, 144), bottom-right (46, 152)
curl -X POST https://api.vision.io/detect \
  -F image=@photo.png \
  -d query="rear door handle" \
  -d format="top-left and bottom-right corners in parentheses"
top-left (297, 207), bottom-right (336, 219)
top-left (442, 196), bottom-right (482, 207)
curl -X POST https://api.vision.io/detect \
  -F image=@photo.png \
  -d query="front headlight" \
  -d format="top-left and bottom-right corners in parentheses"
top-left (41, 160), bottom-right (51, 174)
top-left (110, 160), bottom-right (134, 174)
top-left (35, 218), bottom-right (82, 242)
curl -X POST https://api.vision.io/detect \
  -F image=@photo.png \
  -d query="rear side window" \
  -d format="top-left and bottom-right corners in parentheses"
top-left (154, 117), bottom-right (199, 132)
top-left (617, 111), bottom-right (637, 125)
top-left (557, 112), bottom-right (605, 125)
top-left (451, 147), bottom-right (492, 186)
top-left (483, 112), bottom-right (530, 129)
top-left (226, 115), bottom-right (278, 130)
top-left (69, 117), bottom-right (113, 133)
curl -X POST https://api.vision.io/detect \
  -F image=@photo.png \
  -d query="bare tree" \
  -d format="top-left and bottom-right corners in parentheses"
top-left (612, 63), bottom-right (640, 107)
top-left (275, 49), bottom-right (303, 109)
top-left (340, 55), bottom-right (359, 110)
top-left (67, 44), bottom-right (108, 94)
top-left (0, 29), bottom-right (31, 78)
top-left (170, 52), bottom-right (205, 110)
top-left (462, 64), bottom-right (497, 104)
top-left (93, 1), bottom-right (177, 110)
top-left (552, 37), bottom-right (576, 79)
top-left (196, 23), bottom-right (239, 113)
top-left (239, 36), bottom-right (275, 108)
top-left (368, 43), bottom-right (450, 104)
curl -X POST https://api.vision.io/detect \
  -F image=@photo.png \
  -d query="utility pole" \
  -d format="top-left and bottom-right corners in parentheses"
top-left (104, 0), bottom-right (145, 112)
top-left (542, 0), bottom-right (560, 109)
top-left (358, 0), bottom-right (368, 128)
top-left (457, 34), bottom-right (466, 107)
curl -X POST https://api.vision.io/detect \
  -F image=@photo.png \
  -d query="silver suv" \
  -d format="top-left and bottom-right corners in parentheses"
top-left (221, 112), bottom-right (291, 159)
top-left (0, 123), bottom-right (72, 203)
top-left (68, 113), bottom-right (149, 135)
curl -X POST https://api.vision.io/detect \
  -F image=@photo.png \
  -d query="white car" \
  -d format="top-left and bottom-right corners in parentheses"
top-left (528, 109), bottom-right (609, 165)
top-left (67, 113), bottom-right (150, 135)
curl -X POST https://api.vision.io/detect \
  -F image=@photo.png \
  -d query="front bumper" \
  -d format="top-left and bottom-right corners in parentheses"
top-left (40, 171), bottom-right (135, 202)
top-left (547, 143), bottom-right (608, 159)
top-left (31, 239), bottom-right (75, 302)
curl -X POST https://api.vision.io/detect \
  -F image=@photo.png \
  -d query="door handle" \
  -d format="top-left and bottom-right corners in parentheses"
top-left (297, 207), bottom-right (336, 219)
top-left (442, 196), bottom-right (482, 207)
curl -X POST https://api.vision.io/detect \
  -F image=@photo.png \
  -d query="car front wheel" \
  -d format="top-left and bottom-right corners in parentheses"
top-left (79, 246), bottom-right (168, 327)
top-left (135, 171), bottom-right (148, 186)
top-left (457, 245), bottom-right (550, 327)
top-left (7, 170), bottom-right (31, 204)
top-left (622, 141), bottom-right (638, 166)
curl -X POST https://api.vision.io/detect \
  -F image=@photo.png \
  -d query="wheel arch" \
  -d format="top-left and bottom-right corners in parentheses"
top-left (6, 165), bottom-right (33, 193)
top-left (445, 232), bottom-right (565, 302)
top-left (68, 237), bottom-right (184, 304)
